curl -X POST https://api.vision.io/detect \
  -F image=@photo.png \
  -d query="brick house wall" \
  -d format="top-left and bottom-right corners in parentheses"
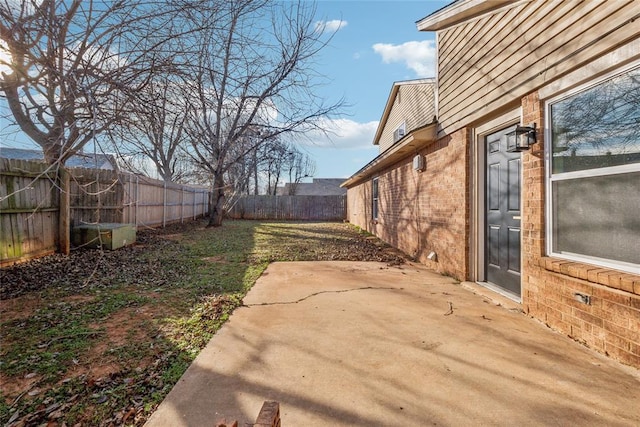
top-left (345, 180), bottom-right (370, 231)
top-left (520, 92), bottom-right (640, 367)
top-left (346, 127), bottom-right (470, 281)
top-left (346, 0), bottom-right (640, 370)
top-left (347, 88), bottom-right (640, 368)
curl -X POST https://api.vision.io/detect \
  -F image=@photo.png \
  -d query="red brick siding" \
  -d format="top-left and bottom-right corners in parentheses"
top-left (347, 90), bottom-right (640, 369)
top-left (346, 180), bottom-right (372, 229)
top-left (521, 91), bottom-right (640, 368)
top-left (346, 128), bottom-right (470, 281)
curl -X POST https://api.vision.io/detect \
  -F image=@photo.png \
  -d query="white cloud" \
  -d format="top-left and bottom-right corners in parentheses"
top-left (314, 19), bottom-right (348, 34)
top-left (299, 118), bottom-right (379, 150)
top-left (372, 40), bottom-right (436, 78)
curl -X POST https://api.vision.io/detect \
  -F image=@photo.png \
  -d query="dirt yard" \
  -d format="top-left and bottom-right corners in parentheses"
top-left (0, 220), bottom-right (406, 426)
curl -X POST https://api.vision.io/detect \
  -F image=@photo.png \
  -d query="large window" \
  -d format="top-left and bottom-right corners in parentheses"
top-left (546, 66), bottom-right (640, 274)
top-left (372, 177), bottom-right (379, 220)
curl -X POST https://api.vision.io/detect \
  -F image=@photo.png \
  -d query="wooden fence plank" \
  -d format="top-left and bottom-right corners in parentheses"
top-left (227, 195), bottom-right (346, 221)
top-left (1, 159), bottom-right (210, 266)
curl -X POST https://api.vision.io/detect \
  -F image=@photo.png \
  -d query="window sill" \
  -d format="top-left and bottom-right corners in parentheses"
top-left (539, 257), bottom-right (640, 295)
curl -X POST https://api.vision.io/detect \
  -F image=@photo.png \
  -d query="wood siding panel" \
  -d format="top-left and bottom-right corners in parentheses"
top-left (438, 3), bottom-right (528, 86)
top-left (440, 0), bottom-right (607, 106)
top-left (439, 2), bottom-right (534, 93)
top-left (378, 84), bottom-right (435, 153)
top-left (436, 0), bottom-right (640, 133)
top-left (439, 0), bottom-right (590, 115)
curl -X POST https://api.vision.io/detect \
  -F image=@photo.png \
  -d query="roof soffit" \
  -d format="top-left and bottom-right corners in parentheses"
top-left (342, 123), bottom-right (437, 188)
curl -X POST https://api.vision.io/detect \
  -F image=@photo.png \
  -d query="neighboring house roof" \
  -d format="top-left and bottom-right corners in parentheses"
top-left (277, 178), bottom-right (347, 196)
top-left (373, 78), bottom-right (436, 146)
top-left (416, 0), bottom-right (513, 31)
top-left (0, 147), bottom-right (117, 170)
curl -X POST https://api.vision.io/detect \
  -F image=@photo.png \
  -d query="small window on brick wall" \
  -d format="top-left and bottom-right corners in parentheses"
top-left (372, 177), bottom-right (379, 220)
top-left (546, 65), bottom-right (640, 274)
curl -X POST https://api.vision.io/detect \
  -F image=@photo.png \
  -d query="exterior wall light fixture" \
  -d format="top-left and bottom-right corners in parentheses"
top-left (507, 123), bottom-right (537, 152)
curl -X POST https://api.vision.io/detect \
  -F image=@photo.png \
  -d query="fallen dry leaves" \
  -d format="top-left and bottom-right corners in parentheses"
top-left (1, 220), bottom-right (406, 426)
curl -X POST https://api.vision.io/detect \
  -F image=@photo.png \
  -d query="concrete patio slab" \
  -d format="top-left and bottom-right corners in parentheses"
top-left (145, 261), bottom-right (640, 426)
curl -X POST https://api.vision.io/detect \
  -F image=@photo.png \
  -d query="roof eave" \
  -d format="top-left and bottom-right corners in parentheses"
top-left (342, 122), bottom-right (437, 188)
top-left (417, 0), bottom-right (516, 32)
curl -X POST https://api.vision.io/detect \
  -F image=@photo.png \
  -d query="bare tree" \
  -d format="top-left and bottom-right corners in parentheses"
top-left (226, 141), bottom-right (260, 196)
top-left (285, 147), bottom-right (316, 195)
top-left (182, 0), bottom-right (342, 226)
top-left (0, 0), bottom-right (176, 253)
top-left (106, 5), bottom-right (220, 184)
top-left (260, 139), bottom-right (290, 195)
top-left (112, 75), bottom-right (192, 182)
top-left (0, 1), bottom-right (174, 164)
top-left (259, 142), bottom-right (317, 195)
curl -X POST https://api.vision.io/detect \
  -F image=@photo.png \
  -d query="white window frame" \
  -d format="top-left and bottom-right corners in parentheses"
top-left (372, 177), bottom-right (379, 220)
top-left (545, 64), bottom-right (640, 275)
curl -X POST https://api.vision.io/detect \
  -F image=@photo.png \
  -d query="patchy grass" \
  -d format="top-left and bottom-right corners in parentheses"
top-left (0, 220), bottom-right (405, 426)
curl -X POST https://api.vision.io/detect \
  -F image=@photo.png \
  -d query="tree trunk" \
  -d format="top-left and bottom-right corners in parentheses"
top-left (208, 173), bottom-right (225, 227)
top-left (58, 166), bottom-right (71, 255)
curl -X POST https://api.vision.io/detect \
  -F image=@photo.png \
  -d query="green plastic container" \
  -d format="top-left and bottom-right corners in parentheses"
top-left (72, 223), bottom-right (136, 250)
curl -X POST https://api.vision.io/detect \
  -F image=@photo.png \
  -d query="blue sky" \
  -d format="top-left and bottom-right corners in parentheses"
top-left (300, 0), bottom-right (449, 179)
top-left (0, 0), bottom-right (450, 181)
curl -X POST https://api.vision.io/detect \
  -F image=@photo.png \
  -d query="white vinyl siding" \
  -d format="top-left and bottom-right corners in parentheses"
top-left (378, 83), bottom-right (435, 153)
top-left (436, 0), bottom-right (640, 134)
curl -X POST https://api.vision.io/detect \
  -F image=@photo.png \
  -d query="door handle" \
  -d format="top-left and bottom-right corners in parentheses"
top-left (513, 215), bottom-right (521, 220)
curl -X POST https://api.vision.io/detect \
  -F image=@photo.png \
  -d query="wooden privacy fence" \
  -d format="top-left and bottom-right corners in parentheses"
top-left (0, 158), bottom-right (209, 266)
top-left (227, 195), bottom-right (346, 221)
top-left (70, 167), bottom-right (209, 229)
top-left (0, 158), bottom-right (58, 263)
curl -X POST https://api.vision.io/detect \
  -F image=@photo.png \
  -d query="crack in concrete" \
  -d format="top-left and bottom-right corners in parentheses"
top-left (244, 286), bottom-right (401, 307)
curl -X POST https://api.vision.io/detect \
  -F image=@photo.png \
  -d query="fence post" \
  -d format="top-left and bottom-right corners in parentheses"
top-left (128, 173), bottom-right (132, 224)
top-left (58, 167), bottom-right (71, 255)
top-left (181, 186), bottom-right (184, 224)
top-left (163, 181), bottom-right (167, 228)
top-left (135, 175), bottom-right (139, 226)
top-left (96, 169), bottom-right (102, 223)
